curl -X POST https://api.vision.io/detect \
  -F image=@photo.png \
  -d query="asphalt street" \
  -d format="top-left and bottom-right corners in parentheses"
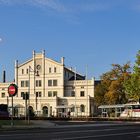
top-left (0, 122), bottom-right (140, 140)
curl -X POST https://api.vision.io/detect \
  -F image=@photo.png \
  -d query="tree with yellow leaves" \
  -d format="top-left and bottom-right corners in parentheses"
top-left (95, 63), bottom-right (131, 106)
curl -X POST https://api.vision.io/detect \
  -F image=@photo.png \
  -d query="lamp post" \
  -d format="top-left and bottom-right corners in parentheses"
top-left (27, 66), bottom-right (39, 124)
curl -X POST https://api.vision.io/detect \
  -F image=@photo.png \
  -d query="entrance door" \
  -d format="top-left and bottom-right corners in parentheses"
top-left (42, 106), bottom-right (48, 117)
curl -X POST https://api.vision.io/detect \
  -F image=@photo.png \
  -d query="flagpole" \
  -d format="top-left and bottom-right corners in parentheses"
top-left (74, 67), bottom-right (77, 117)
top-left (86, 65), bottom-right (88, 118)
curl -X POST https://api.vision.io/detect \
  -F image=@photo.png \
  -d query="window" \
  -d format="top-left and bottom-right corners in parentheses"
top-left (53, 80), bottom-right (57, 86)
top-left (80, 91), bottom-right (85, 97)
top-left (21, 92), bottom-right (24, 97)
top-left (25, 81), bottom-right (29, 87)
top-left (26, 69), bottom-right (28, 74)
top-left (21, 81), bottom-right (29, 87)
top-left (64, 92), bottom-right (67, 97)
top-left (48, 80), bottom-right (52, 86)
top-left (39, 92), bottom-right (42, 97)
top-left (21, 92), bottom-right (29, 99)
top-left (53, 91), bottom-right (57, 97)
top-left (71, 91), bottom-right (75, 97)
top-left (36, 92), bottom-right (42, 97)
top-left (54, 67), bottom-right (57, 73)
top-left (48, 79), bottom-right (57, 86)
top-left (21, 81), bottom-right (24, 87)
top-left (22, 92), bottom-right (29, 100)
top-left (49, 67), bottom-right (51, 73)
top-left (71, 105), bottom-right (75, 112)
top-left (36, 80), bottom-right (42, 87)
top-left (22, 69), bottom-right (24, 74)
top-left (2, 93), bottom-right (5, 98)
top-left (48, 91), bottom-right (52, 97)
top-left (80, 104), bottom-right (85, 112)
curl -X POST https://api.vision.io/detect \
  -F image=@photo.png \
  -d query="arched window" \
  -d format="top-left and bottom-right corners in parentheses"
top-left (42, 106), bottom-right (48, 117)
top-left (28, 106), bottom-right (34, 117)
top-left (71, 105), bottom-right (75, 112)
top-left (80, 104), bottom-right (85, 112)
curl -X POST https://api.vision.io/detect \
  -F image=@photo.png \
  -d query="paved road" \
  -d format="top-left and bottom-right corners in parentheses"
top-left (0, 122), bottom-right (140, 140)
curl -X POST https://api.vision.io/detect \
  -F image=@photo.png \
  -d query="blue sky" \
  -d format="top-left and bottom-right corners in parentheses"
top-left (0, 0), bottom-right (140, 82)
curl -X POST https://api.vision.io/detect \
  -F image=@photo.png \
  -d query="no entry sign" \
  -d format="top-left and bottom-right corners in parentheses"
top-left (8, 84), bottom-right (18, 96)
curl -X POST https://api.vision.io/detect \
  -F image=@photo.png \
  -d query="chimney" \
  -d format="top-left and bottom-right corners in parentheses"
top-left (3, 70), bottom-right (6, 83)
top-left (42, 50), bottom-right (45, 56)
top-left (61, 57), bottom-right (65, 65)
top-left (33, 50), bottom-right (35, 57)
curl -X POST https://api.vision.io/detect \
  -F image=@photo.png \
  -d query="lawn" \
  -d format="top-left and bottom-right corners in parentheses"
top-left (0, 119), bottom-right (29, 126)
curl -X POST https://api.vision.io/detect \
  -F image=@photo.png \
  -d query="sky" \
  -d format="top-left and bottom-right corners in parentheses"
top-left (0, 0), bottom-right (140, 82)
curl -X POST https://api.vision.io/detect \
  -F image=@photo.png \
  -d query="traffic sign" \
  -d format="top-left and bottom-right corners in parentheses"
top-left (8, 84), bottom-right (18, 96)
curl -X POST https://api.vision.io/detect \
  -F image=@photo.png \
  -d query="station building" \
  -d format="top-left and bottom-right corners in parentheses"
top-left (0, 50), bottom-right (95, 117)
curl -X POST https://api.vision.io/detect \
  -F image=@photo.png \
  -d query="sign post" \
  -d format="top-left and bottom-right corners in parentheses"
top-left (8, 84), bottom-right (18, 126)
top-left (23, 93), bottom-right (29, 123)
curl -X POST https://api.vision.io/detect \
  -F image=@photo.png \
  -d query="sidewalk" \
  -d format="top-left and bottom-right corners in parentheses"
top-left (1, 120), bottom-right (140, 130)
top-left (30, 120), bottom-right (57, 128)
top-left (1, 120), bottom-right (57, 129)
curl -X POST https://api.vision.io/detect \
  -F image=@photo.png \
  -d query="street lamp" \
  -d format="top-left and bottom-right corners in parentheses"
top-left (27, 65), bottom-right (39, 124)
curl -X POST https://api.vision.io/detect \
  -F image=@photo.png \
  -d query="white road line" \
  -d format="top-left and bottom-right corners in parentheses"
top-left (52, 126), bottom-right (140, 135)
top-left (63, 131), bottom-right (140, 140)
top-left (0, 128), bottom-right (115, 137)
top-left (52, 128), bottom-right (116, 134)
top-left (0, 133), bottom-right (34, 137)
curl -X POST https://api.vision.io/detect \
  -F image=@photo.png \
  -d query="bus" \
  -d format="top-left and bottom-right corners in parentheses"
top-left (120, 104), bottom-right (140, 118)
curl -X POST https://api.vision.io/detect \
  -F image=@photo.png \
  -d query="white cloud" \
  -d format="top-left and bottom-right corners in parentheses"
top-left (0, 0), bottom-right (66, 12)
top-left (0, 0), bottom-right (20, 5)
top-left (79, 3), bottom-right (109, 12)
top-left (29, 0), bottom-right (66, 12)
top-left (0, 0), bottom-right (113, 24)
top-left (0, 38), bottom-right (2, 42)
top-left (0, 0), bottom-right (110, 13)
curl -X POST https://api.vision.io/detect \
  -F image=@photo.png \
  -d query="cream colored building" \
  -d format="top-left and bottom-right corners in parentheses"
top-left (0, 50), bottom-right (95, 117)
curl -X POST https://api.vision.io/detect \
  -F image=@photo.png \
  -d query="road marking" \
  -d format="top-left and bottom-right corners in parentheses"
top-left (55, 123), bottom-right (129, 128)
top-left (51, 126), bottom-right (140, 135)
top-left (52, 128), bottom-right (116, 134)
top-left (0, 128), bottom-right (115, 137)
top-left (63, 131), bottom-right (140, 140)
top-left (0, 133), bottom-right (34, 137)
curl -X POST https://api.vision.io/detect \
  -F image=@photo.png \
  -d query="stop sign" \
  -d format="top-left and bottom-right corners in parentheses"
top-left (8, 84), bottom-right (18, 96)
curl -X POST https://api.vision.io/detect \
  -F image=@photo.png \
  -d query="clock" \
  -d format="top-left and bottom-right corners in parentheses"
top-left (36, 65), bottom-right (41, 70)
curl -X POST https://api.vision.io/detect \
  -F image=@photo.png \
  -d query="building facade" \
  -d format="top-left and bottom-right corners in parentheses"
top-left (0, 50), bottom-right (95, 117)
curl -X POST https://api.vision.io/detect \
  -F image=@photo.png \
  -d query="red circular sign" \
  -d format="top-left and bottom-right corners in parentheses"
top-left (8, 84), bottom-right (18, 96)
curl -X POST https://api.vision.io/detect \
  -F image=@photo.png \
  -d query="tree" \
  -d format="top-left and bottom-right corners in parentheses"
top-left (124, 50), bottom-right (140, 102)
top-left (95, 62), bottom-right (131, 105)
top-left (94, 83), bottom-right (107, 106)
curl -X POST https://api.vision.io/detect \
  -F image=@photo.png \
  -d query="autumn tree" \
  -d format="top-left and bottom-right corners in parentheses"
top-left (95, 62), bottom-right (131, 106)
top-left (94, 83), bottom-right (107, 106)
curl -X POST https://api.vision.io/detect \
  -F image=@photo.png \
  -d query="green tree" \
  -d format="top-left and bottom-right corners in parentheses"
top-left (124, 50), bottom-right (140, 102)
